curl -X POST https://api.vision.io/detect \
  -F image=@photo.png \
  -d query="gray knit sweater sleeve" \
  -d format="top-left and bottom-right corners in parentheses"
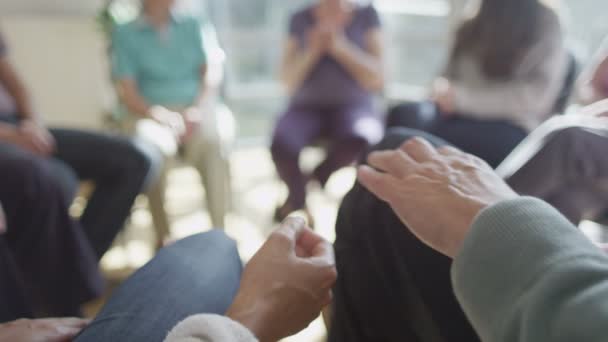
top-left (452, 197), bottom-right (608, 342)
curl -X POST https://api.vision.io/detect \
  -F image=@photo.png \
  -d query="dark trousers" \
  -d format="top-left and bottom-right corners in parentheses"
top-left (0, 116), bottom-right (156, 258)
top-left (387, 102), bottom-right (527, 168)
top-left (329, 128), bottom-right (480, 342)
top-left (0, 143), bottom-right (103, 321)
top-left (271, 103), bottom-right (382, 209)
top-left (76, 230), bottom-right (242, 342)
top-left (49, 128), bottom-right (155, 258)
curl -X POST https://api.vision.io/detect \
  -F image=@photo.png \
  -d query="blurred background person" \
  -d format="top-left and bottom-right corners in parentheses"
top-left (0, 152), bottom-right (102, 321)
top-left (271, 0), bottom-right (385, 222)
top-left (0, 30), bottom-right (153, 260)
top-left (386, 0), bottom-right (569, 168)
top-left (112, 0), bottom-right (234, 238)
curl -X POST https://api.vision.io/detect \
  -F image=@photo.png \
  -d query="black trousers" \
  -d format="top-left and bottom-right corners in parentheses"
top-left (0, 143), bottom-right (103, 321)
top-left (329, 128), bottom-right (480, 342)
top-left (0, 116), bottom-right (156, 259)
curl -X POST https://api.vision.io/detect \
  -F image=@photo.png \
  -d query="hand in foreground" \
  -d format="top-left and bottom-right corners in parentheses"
top-left (226, 217), bottom-right (337, 342)
top-left (14, 120), bottom-right (56, 156)
top-left (358, 138), bottom-right (518, 258)
top-left (0, 318), bottom-right (90, 342)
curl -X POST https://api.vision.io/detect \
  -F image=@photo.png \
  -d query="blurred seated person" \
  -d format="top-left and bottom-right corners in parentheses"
top-left (0, 151), bottom-right (102, 321)
top-left (271, 0), bottom-right (385, 221)
top-left (386, 0), bottom-right (568, 168)
top-left (112, 0), bottom-right (234, 233)
top-left (0, 31), bottom-right (153, 259)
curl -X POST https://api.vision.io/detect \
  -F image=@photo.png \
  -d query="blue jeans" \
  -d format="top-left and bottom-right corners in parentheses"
top-left (76, 230), bottom-right (242, 342)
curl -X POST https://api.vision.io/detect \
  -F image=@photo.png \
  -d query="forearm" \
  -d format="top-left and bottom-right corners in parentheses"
top-left (331, 40), bottom-right (383, 91)
top-left (281, 49), bottom-right (321, 93)
top-left (0, 123), bottom-right (17, 142)
top-left (453, 197), bottom-right (608, 342)
top-left (121, 90), bottom-right (151, 118)
top-left (12, 87), bottom-right (37, 122)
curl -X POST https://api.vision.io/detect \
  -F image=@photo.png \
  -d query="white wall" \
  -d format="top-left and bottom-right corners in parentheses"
top-left (0, 16), bottom-right (113, 129)
top-left (0, 0), bottom-right (102, 15)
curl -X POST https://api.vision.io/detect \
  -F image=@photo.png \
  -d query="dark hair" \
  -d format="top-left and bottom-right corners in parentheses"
top-left (452, 0), bottom-right (546, 80)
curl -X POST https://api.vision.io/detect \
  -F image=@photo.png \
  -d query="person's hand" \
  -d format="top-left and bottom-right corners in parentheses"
top-left (432, 77), bottom-right (456, 116)
top-left (578, 99), bottom-right (608, 118)
top-left (148, 106), bottom-right (186, 139)
top-left (357, 138), bottom-right (518, 258)
top-left (180, 107), bottom-right (203, 143)
top-left (226, 217), bottom-right (337, 342)
top-left (308, 26), bottom-right (331, 56)
top-left (13, 120), bottom-right (55, 156)
top-left (0, 318), bottom-right (90, 342)
top-left (327, 28), bottom-right (350, 57)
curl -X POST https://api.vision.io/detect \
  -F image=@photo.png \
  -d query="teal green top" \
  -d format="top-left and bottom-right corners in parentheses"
top-left (112, 15), bottom-right (207, 107)
top-left (452, 197), bottom-right (608, 341)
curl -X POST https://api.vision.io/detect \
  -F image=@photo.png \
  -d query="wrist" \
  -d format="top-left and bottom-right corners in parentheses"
top-left (226, 296), bottom-right (274, 342)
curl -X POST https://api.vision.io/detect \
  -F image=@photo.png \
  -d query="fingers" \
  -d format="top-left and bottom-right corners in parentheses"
top-left (357, 165), bottom-right (397, 202)
top-left (437, 145), bottom-right (463, 157)
top-left (400, 137), bottom-right (437, 162)
top-left (272, 216), bottom-right (308, 252)
top-left (367, 149), bottom-right (414, 178)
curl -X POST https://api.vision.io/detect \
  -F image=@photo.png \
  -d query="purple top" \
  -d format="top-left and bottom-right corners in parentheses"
top-left (288, 5), bottom-right (381, 108)
top-left (0, 33), bottom-right (17, 117)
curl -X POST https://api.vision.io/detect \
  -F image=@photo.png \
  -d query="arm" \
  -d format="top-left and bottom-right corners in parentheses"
top-left (280, 36), bottom-right (323, 93)
top-left (165, 218), bottom-right (337, 342)
top-left (578, 53), bottom-right (608, 105)
top-left (451, 22), bottom-right (567, 124)
top-left (0, 56), bottom-right (37, 122)
top-left (357, 138), bottom-right (608, 342)
top-left (329, 28), bottom-right (384, 92)
top-left (452, 198), bottom-right (608, 342)
top-left (115, 78), bottom-right (151, 118)
top-left (0, 54), bottom-right (54, 154)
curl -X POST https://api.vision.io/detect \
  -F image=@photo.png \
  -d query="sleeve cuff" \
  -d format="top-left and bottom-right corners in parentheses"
top-left (164, 314), bottom-right (258, 342)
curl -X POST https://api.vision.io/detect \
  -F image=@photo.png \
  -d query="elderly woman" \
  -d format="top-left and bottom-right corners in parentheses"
top-left (271, 0), bottom-right (385, 221)
top-left (112, 0), bottom-right (234, 235)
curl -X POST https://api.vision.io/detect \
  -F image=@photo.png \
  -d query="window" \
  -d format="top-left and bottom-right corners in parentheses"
top-left (105, 0), bottom-right (608, 139)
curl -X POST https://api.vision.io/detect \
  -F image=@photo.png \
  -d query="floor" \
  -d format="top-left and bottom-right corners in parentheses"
top-left (89, 145), bottom-right (356, 341)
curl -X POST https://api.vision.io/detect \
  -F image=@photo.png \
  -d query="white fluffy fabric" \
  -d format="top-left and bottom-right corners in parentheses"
top-left (164, 314), bottom-right (258, 342)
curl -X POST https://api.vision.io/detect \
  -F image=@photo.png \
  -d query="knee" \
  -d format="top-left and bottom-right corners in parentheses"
top-left (270, 129), bottom-right (301, 162)
top-left (373, 128), bottom-right (450, 152)
top-left (2, 155), bottom-right (65, 203)
top-left (131, 138), bottom-right (165, 189)
top-left (117, 139), bottom-right (154, 183)
top-left (386, 102), bottom-right (431, 129)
